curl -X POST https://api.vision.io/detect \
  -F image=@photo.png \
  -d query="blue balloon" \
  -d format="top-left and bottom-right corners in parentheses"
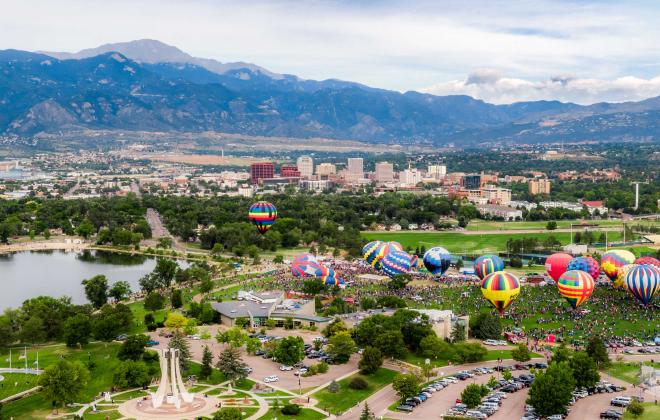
top-left (382, 249), bottom-right (412, 278)
top-left (423, 247), bottom-right (452, 275)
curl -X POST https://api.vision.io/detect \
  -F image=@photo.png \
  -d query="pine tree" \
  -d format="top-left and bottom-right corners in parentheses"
top-left (168, 330), bottom-right (191, 371)
top-left (359, 402), bottom-right (374, 420)
top-left (200, 346), bottom-right (213, 379)
top-left (216, 346), bottom-right (248, 385)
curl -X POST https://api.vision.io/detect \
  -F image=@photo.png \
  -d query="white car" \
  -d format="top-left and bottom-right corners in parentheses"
top-left (445, 376), bottom-right (458, 383)
top-left (279, 365), bottom-right (293, 371)
top-left (264, 375), bottom-right (279, 383)
top-left (484, 339), bottom-right (499, 346)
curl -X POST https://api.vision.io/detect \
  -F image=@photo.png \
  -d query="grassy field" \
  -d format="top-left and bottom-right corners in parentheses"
top-left (623, 403), bottom-right (660, 419)
top-left (465, 219), bottom-right (626, 231)
top-left (313, 368), bottom-right (398, 414)
top-left (362, 230), bottom-right (624, 254)
top-left (0, 372), bottom-right (40, 400)
top-left (605, 362), bottom-right (660, 385)
top-left (403, 349), bottom-right (542, 368)
top-left (258, 407), bottom-right (326, 420)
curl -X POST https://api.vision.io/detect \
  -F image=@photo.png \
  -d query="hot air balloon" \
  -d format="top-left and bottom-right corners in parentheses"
top-left (545, 253), bottom-right (572, 282)
top-left (625, 264), bottom-right (660, 306)
top-left (557, 270), bottom-right (595, 309)
top-left (388, 241), bottom-right (404, 251)
top-left (322, 268), bottom-right (345, 286)
top-left (248, 201), bottom-right (277, 234)
top-left (362, 241), bottom-right (386, 269)
top-left (615, 264), bottom-right (635, 289)
top-left (601, 250), bottom-right (635, 281)
top-left (567, 256), bottom-right (600, 280)
top-left (381, 249), bottom-right (412, 278)
top-left (635, 256), bottom-right (660, 269)
top-left (409, 254), bottom-right (420, 270)
top-left (474, 255), bottom-right (505, 280)
top-left (423, 247), bottom-right (452, 276)
top-left (291, 253), bottom-right (324, 277)
top-left (480, 271), bottom-right (521, 314)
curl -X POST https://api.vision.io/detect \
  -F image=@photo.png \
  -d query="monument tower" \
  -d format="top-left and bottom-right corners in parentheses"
top-left (151, 348), bottom-right (195, 409)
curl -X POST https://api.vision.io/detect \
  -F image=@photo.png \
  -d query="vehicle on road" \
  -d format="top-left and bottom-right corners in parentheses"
top-left (600, 410), bottom-right (623, 419)
top-left (264, 375), bottom-right (279, 383)
top-left (279, 365), bottom-right (293, 371)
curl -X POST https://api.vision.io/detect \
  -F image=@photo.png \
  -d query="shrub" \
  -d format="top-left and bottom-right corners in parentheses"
top-left (317, 362), bottom-right (329, 373)
top-left (281, 404), bottom-right (301, 415)
top-left (349, 376), bottom-right (369, 390)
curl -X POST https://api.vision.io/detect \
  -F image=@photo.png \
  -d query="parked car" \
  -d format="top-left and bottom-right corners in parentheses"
top-left (146, 340), bottom-right (159, 346)
top-left (396, 404), bottom-right (413, 412)
top-left (279, 365), bottom-right (293, 371)
top-left (263, 375), bottom-right (279, 383)
top-left (600, 410), bottom-right (622, 419)
top-left (611, 396), bottom-right (631, 407)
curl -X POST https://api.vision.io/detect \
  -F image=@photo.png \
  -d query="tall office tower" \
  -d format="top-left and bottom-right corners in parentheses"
top-left (296, 156), bottom-right (314, 179)
top-left (346, 158), bottom-right (364, 182)
top-left (316, 163), bottom-right (337, 177)
top-left (250, 162), bottom-right (274, 184)
top-left (461, 174), bottom-right (481, 190)
top-left (427, 164), bottom-right (447, 179)
top-left (374, 162), bottom-right (394, 183)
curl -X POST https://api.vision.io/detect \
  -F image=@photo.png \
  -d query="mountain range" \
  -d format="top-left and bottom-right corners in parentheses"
top-left (1, 39), bottom-right (658, 144)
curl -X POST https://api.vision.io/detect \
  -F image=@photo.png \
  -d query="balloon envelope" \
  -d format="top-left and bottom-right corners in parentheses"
top-left (480, 271), bottom-right (521, 314)
top-left (248, 201), bottom-right (277, 234)
top-left (557, 270), bottom-right (595, 309)
top-left (635, 256), bottom-right (660, 269)
top-left (474, 255), bottom-right (505, 280)
top-left (545, 253), bottom-right (572, 282)
top-left (423, 247), bottom-right (452, 275)
top-left (291, 253), bottom-right (324, 277)
top-left (625, 264), bottom-right (660, 306)
top-left (362, 241), bottom-right (386, 269)
top-left (615, 264), bottom-right (635, 289)
top-left (601, 250), bottom-right (635, 281)
top-left (567, 256), bottom-right (600, 280)
top-left (381, 249), bottom-right (412, 278)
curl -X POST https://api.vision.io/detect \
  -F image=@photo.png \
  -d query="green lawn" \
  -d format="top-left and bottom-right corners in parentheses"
top-left (259, 407), bottom-right (326, 420)
top-left (403, 349), bottom-right (541, 369)
top-left (82, 409), bottom-right (123, 419)
top-left (623, 403), bottom-right (660, 419)
top-left (362, 231), bottom-right (624, 254)
top-left (465, 219), bottom-right (625, 231)
top-left (605, 362), bottom-right (660, 385)
top-left (0, 373), bottom-right (40, 400)
top-left (313, 368), bottom-right (398, 415)
top-left (127, 300), bottom-right (168, 334)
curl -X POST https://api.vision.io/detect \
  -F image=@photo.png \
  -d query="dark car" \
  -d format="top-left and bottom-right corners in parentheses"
top-left (456, 373), bottom-right (470, 380)
top-left (600, 410), bottom-right (622, 419)
top-left (397, 405), bottom-right (413, 412)
top-left (534, 363), bottom-right (548, 369)
top-left (502, 385), bottom-right (518, 393)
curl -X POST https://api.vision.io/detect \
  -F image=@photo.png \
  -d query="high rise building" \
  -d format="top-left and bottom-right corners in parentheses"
top-left (427, 164), bottom-right (447, 179)
top-left (399, 169), bottom-right (422, 186)
top-left (461, 174), bottom-right (481, 190)
top-left (280, 165), bottom-right (300, 177)
top-left (346, 158), bottom-right (364, 182)
top-left (296, 156), bottom-right (314, 179)
top-left (482, 185), bottom-right (512, 205)
top-left (250, 162), bottom-right (274, 184)
top-left (528, 178), bottom-right (551, 195)
top-left (316, 163), bottom-right (337, 177)
top-left (374, 162), bottom-right (394, 183)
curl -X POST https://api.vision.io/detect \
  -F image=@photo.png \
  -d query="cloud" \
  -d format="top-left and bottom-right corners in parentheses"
top-left (421, 70), bottom-right (660, 104)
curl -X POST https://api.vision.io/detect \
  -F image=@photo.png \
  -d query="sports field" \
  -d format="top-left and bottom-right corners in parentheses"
top-left (464, 219), bottom-right (626, 231)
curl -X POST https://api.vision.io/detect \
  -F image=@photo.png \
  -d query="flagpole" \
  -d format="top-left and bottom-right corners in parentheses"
top-left (9, 348), bottom-right (11, 371)
top-left (24, 345), bottom-right (27, 373)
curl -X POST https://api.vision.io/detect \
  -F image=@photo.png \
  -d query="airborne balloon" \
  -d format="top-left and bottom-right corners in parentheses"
top-left (248, 201), bottom-right (277, 234)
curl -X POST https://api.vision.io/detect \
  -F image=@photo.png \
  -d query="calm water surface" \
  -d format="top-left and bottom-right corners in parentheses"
top-left (0, 250), bottom-right (169, 309)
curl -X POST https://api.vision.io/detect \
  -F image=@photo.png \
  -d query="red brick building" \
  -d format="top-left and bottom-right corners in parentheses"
top-left (280, 165), bottom-right (301, 178)
top-left (250, 162), bottom-right (274, 184)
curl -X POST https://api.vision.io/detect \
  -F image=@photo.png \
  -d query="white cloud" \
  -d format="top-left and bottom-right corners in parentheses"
top-left (421, 71), bottom-right (660, 104)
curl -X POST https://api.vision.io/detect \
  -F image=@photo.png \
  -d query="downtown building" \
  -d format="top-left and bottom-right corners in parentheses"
top-left (250, 162), bottom-right (274, 184)
top-left (296, 156), bottom-right (314, 179)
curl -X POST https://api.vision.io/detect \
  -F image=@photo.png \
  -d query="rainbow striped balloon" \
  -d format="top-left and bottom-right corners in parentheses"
top-left (362, 241), bottom-right (386, 269)
top-left (474, 255), bottom-right (505, 280)
top-left (480, 271), bottom-right (521, 314)
top-left (248, 201), bottom-right (277, 234)
top-left (601, 250), bottom-right (635, 281)
top-left (557, 270), bottom-right (595, 309)
top-left (625, 264), bottom-right (660, 306)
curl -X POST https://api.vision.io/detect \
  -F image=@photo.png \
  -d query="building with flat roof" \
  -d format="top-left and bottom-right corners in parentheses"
top-left (316, 163), bottom-right (337, 178)
top-left (345, 158), bottom-right (364, 182)
top-left (374, 162), bottom-right (394, 184)
top-left (250, 162), bottom-right (274, 184)
top-left (482, 185), bottom-right (512, 205)
top-left (296, 156), bottom-right (314, 179)
top-left (462, 174), bottom-right (481, 190)
top-left (528, 178), bottom-right (551, 195)
top-left (476, 204), bottom-right (523, 221)
top-left (280, 165), bottom-right (300, 178)
top-left (427, 164), bottom-right (447, 179)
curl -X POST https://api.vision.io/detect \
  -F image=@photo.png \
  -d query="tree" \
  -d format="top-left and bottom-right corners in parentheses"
top-left (82, 275), bottom-right (108, 309)
top-left (0, 316), bottom-right (14, 348)
top-left (392, 373), bottom-right (419, 401)
top-left (273, 336), bottom-right (305, 366)
top-left (199, 277), bottom-right (214, 294)
top-left (322, 317), bottom-right (348, 338)
top-left (451, 342), bottom-right (488, 364)
top-left (461, 383), bottom-right (485, 408)
top-left (154, 258), bottom-right (178, 288)
top-left (164, 312), bottom-right (188, 331)
top-left (512, 343), bottom-right (532, 362)
top-left (450, 323), bottom-right (466, 342)
top-left (302, 278), bottom-right (327, 295)
top-left (63, 314), bottom-right (92, 348)
top-left (76, 219), bottom-right (95, 238)
top-left (246, 337), bottom-right (262, 355)
top-left (216, 327), bottom-right (248, 348)
top-left (469, 313), bottom-right (502, 339)
top-left (627, 400), bottom-right (645, 418)
top-left (502, 370), bottom-right (513, 381)
top-left (374, 330), bottom-right (406, 359)
top-left (143, 291), bottom-right (165, 311)
top-left (118, 334), bottom-right (149, 361)
top-left (358, 346), bottom-right (383, 374)
top-left (586, 336), bottom-right (610, 368)
top-left (420, 335), bottom-right (453, 360)
top-left (108, 281), bottom-right (131, 302)
top-left (113, 360), bottom-right (151, 388)
top-left (216, 346), bottom-right (248, 384)
top-left (359, 402), bottom-right (375, 420)
top-left (328, 331), bottom-right (357, 364)
top-left (20, 316), bottom-right (46, 344)
top-left (170, 289), bottom-right (183, 309)
top-left (38, 360), bottom-right (90, 414)
top-left (388, 274), bottom-right (411, 290)
top-left (546, 221), bottom-right (557, 230)
top-left (200, 346), bottom-right (214, 380)
top-left (527, 362), bottom-right (576, 417)
top-left (569, 352), bottom-right (600, 389)
top-left (169, 331), bottom-right (191, 371)
top-left (213, 407), bottom-right (243, 420)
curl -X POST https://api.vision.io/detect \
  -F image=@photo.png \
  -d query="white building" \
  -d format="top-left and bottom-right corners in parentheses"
top-left (316, 163), bottom-right (337, 177)
top-left (238, 184), bottom-right (254, 197)
top-left (296, 156), bottom-right (314, 179)
top-left (346, 158), bottom-right (364, 182)
top-left (399, 169), bottom-right (422, 186)
top-left (476, 204), bottom-right (523, 221)
top-left (300, 179), bottom-right (333, 192)
top-left (374, 162), bottom-right (394, 184)
top-left (481, 185), bottom-right (512, 205)
top-left (427, 164), bottom-right (447, 179)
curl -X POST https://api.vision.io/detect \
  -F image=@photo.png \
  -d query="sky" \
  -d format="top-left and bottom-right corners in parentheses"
top-left (2, 0), bottom-right (660, 104)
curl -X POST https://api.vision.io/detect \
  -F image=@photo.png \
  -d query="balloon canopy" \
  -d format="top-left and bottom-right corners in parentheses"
top-left (423, 247), bottom-right (452, 276)
top-left (381, 248), bottom-right (412, 278)
top-left (248, 201), bottom-right (277, 234)
top-left (474, 255), bottom-right (505, 280)
top-left (625, 264), bottom-right (660, 306)
top-left (635, 256), bottom-right (660, 269)
top-left (545, 253), bottom-right (573, 282)
top-left (291, 253), bottom-right (324, 277)
top-left (480, 271), bottom-right (521, 314)
top-left (601, 250), bottom-right (635, 281)
top-left (362, 241), bottom-right (386, 269)
top-left (557, 270), bottom-right (595, 309)
top-left (567, 256), bottom-right (600, 280)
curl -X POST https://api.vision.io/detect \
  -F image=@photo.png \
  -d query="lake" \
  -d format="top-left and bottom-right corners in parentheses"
top-left (0, 250), bottom-right (179, 310)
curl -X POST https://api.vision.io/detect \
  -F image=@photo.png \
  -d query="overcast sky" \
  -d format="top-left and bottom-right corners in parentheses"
top-left (2, 0), bottom-right (660, 104)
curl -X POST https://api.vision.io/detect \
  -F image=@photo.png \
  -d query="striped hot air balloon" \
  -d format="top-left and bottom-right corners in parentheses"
top-left (474, 255), bottom-right (505, 280)
top-left (635, 256), bottom-right (660, 269)
top-left (625, 264), bottom-right (660, 306)
top-left (291, 253), bottom-right (324, 277)
top-left (557, 270), bottom-right (595, 309)
top-left (248, 201), bottom-right (277, 234)
top-left (423, 247), bottom-right (452, 276)
top-left (322, 268), bottom-right (345, 286)
top-left (480, 271), bottom-right (521, 314)
top-left (381, 249), bottom-right (412, 278)
top-left (362, 241), bottom-right (386, 269)
top-left (615, 264), bottom-right (635, 289)
top-left (601, 250), bottom-right (635, 281)
top-left (567, 256), bottom-right (600, 280)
